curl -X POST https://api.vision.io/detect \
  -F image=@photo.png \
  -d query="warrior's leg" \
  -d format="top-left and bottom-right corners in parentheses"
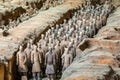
top-left (37, 72), bottom-right (41, 80)
top-left (62, 67), bottom-right (66, 73)
top-left (27, 64), bottom-right (32, 79)
top-left (21, 72), bottom-right (28, 80)
top-left (51, 74), bottom-right (54, 80)
top-left (33, 73), bottom-right (36, 80)
top-left (47, 74), bottom-right (51, 80)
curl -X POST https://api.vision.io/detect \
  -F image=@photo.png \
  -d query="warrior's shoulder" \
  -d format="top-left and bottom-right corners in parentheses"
top-left (31, 51), bottom-right (35, 54)
top-left (17, 51), bottom-right (21, 54)
top-left (45, 52), bottom-right (49, 55)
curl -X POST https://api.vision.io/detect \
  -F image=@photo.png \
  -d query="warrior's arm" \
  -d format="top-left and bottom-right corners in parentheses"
top-left (53, 54), bottom-right (56, 65)
top-left (55, 52), bottom-right (58, 60)
top-left (24, 49), bottom-right (28, 59)
top-left (16, 52), bottom-right (19, 65)
top-left (39, 53), bottom-right (42, 63)
top-left (45, 53), bottom-right (47, 65)
top-left (61, 55), bottom-right (64, 66)
top-left (60, 48), bottom-right (63, 56)
top-left (73, 48), bottom-right (76, 57)
top-left (42, 50), bottom-right (45, 58)
top-left (31, 52), bottom-right (34, 63)
top-left (70, 54), bottom-right (73, 64)
top-left (24, 54), bottom-right (27, 64)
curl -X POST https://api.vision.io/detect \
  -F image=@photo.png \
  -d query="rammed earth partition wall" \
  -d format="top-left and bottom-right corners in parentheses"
top-left (0, 0), bottom-right (47, 25)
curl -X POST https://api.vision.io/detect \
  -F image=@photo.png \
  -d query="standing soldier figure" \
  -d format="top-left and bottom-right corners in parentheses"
top-left (45, 47), bottom-right (56, 80)
top-left (16, 45), bottom-right (28, 80)
top-left (24, 43), bottom-right (32, 79)
top-left (37, 43), bottom-right (45, 77)
top-left (31, 45), bottom-right (42, 80)
top-left (61, 48), bottom-right (73, 73)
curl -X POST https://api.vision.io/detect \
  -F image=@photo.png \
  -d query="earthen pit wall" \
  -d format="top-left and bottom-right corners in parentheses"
top-left (0, 1), bottom-right (85, 80)
top-left (79, 38), bottom-right (120, 54)
top-left (0, 0), bottom-right (47, 25)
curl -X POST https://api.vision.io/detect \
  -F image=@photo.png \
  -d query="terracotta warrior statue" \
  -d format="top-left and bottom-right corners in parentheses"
top-left (16, 45), bottom-right (28, 80)
top-left (45, 47), bottom-right (56, 80)
top-left (61, 48), bottom-right (73, 73)
top-left (24, 43), bottom-right (32, 64)
top-left (31, 45), bottom-right (42, 80)
top-left (24, 43), bottom-right (32, 79)
top-left (54, 41), bottom-right (62, 73)
top-left (37, 43), bottom-right (45, 76)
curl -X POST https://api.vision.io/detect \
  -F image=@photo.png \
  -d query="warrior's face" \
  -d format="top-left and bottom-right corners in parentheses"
top-left (49, 48), bottom-right (52, 53)
top-left (30, 39), bottom-right (33, 44)
top-left (56, 25), bottom-right (59, 29)
top-left (19, 46), bottom-right (23, 51)
top-left (41, 34), bottom-right (44, 39)
top-left (33, 45), bottom-right (37, 51)
top-left (27, 43), bottom-right (31, 48)
top-left (64, 19), bottom-right (67, 23)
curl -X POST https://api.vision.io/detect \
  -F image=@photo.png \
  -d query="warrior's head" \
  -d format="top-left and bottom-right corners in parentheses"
top-left (33, 45), bottom-right (37, 51)
top-left (27, 42), bottom-right (31, 49)
top-left (48, 47), bottom-right (52, 53)
top-left (41, 34), bottom-right (44, 39)
top-left (19, 45), bottom-right (23, 51)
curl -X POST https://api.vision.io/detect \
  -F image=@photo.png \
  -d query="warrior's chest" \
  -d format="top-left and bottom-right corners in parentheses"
top-left (19, 53), bottom-right (25, 60)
